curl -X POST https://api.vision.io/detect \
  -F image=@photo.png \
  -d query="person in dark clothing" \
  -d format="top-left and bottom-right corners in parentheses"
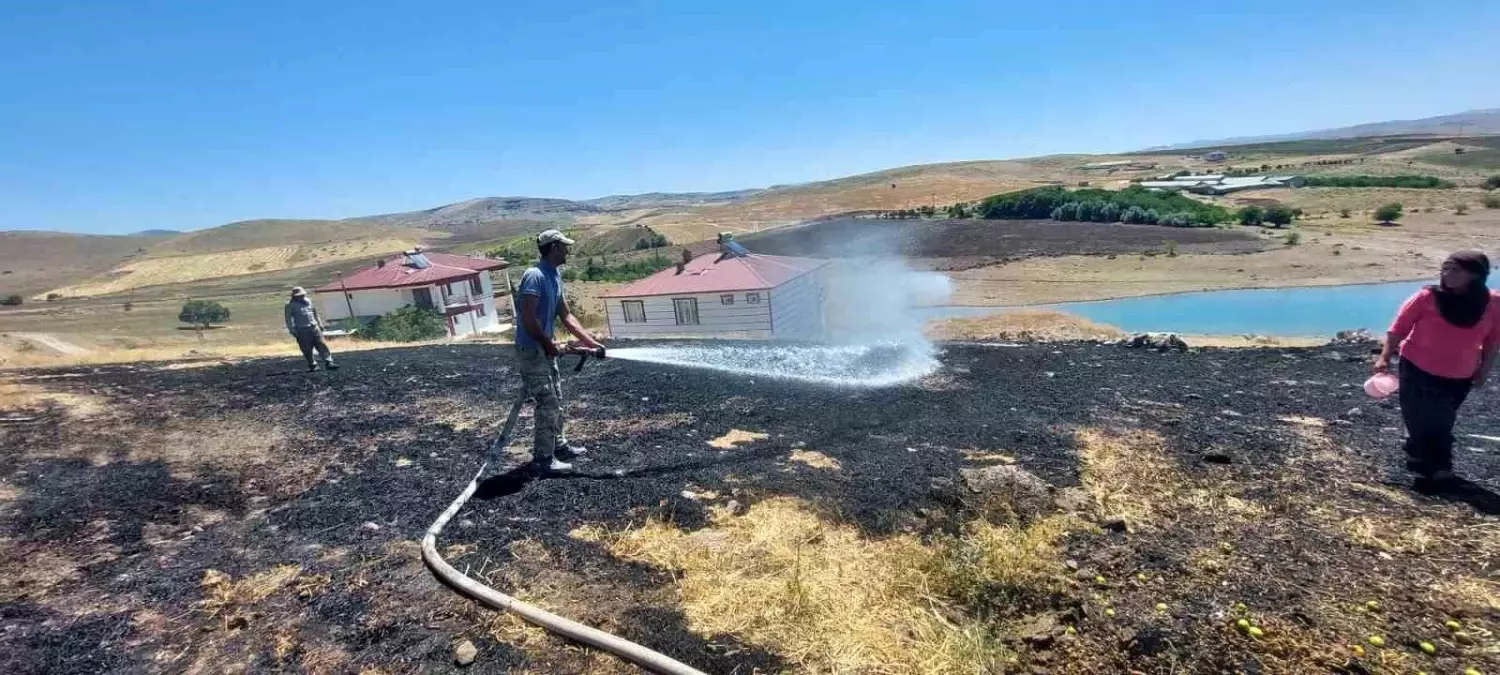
top-left (1374, 251), bottom-right (1499, 484)
top-left (285, 287), bottom-right (338, 372)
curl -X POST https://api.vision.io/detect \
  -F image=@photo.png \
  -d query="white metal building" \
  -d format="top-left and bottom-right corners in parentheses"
top-left (603, 247), bottom-right (828, 340)
top-left (314, 249), bottom-right (509, 338)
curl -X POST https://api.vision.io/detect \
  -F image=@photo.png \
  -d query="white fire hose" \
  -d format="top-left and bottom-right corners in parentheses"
top-left (421, 365), bottom-right (709, 675)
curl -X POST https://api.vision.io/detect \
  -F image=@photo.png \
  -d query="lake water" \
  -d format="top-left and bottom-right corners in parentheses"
top-left (920, 280), bottom-right (1430, 337)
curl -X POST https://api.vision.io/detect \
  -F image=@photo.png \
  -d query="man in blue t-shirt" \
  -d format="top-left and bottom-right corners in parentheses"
top-left (516, 229), bottom-right (605, 474)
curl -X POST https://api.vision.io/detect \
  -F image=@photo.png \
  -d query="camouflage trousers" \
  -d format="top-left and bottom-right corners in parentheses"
top-left (515, 346), bottom-right (567, 464)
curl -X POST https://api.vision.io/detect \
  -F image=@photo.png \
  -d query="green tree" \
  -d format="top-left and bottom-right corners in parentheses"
top-left (1374, 202), bottom-right (1404, 224)
top-left (1483, 175), bottom-right (1500, 190)
top-left (1237, 206), bottom-right (1265, 227)
top-left (1484, 194), bottom-right (1500, 209)
top-left (1098, 202), bottom-right (1122, 223)
top-left (1, 294), bottom-right (21, 307)
top-left (1264, 205), bottom-right (1295, 228)
top-left (364, 306), bottom-right (446, 342)
top-left (178, 299), bottom-right (231, 329)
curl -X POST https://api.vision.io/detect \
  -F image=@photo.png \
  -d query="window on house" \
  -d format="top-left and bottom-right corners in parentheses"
top-left (470, 276), bottom-right (483, 295)
top-left (412, 287), bottom-right (434, 309)
top-left (746, 292), bottom-right (761, 304)
top-left (721, 294), bottom-right (734, 305)
top-left (673, 298), bottom-right (699, 325)
top-left (622, 300), bottom-right (646, 323)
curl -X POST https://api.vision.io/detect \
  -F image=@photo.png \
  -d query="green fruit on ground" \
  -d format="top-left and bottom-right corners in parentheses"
top-left (1420, 641), bottom-right (1436, 654)
top-left (1248, 626), bottom-right (1264, 638)
top-left (1156, 603), bottom-right (1168, 611)
top-left (1368, 636), bottom-right (1385, 647)
top-left (1366, 600), bottom-right (1380, 611)
top-left (1447, 620), bottom-right (1462, 631)
top-left (1235, 619), bottom-right (1250, 630)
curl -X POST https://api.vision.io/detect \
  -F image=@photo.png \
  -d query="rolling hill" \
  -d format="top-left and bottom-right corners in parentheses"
top-left (1146, 107), bottom-right (1500, 151)
top-left (7, 108), bottom-right (1500, 302)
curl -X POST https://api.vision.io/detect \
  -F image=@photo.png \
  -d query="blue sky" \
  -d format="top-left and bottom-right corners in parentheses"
top-left (2, 1), bottom-right (1496, 235)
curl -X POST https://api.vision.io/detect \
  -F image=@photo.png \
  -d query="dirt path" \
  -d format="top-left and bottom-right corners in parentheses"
top-left (10, 332), bottom-right (89, 356)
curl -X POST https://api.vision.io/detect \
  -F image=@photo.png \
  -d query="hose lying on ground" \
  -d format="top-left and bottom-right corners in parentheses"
top-left (421, 395), bottom-right (709, 675)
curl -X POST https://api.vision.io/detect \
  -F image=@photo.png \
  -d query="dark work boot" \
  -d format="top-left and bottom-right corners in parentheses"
top-left (324, 361), bottom-right (340, 371)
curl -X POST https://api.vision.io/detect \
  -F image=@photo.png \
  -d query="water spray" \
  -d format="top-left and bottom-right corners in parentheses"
top-left (606, 341), bottom-right (937, 387)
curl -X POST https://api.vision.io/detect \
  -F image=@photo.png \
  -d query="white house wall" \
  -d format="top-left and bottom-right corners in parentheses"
top-left (607, 291), bottom-right (772, 339)
top-left (769, 270), bottom-right (825, 340)
top-left (317, 287), bottom-right (407, 322)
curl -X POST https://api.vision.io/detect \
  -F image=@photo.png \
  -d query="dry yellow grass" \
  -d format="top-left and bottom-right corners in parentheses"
top-left (788, 449), bottom-right (842, 471)
top-left (0, 337), bottom-right (452, 369)
top-left (1076, 427), bottom-right (1179, 529)
top-left (607, 497), bottom-right (1022, 674)
top-left (927, 309), bottom-right (1124, 342)
top-left (601, 493), bottom-right (1095, 674)
top-left (41, 237), bottom-right (423, 298)
top-left (706, 428), bottom-right (769, 449)
top-left (200, 564), bottom-right (302, 621)
top-left (0, 380), bottom-right (107, 416)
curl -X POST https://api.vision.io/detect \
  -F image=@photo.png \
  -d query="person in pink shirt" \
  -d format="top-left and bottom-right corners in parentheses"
top-left (1375, 250), bottom-right (1500, 485)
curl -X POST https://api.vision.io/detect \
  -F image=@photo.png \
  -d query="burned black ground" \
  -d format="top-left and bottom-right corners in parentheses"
top-left (3, 342), bottom-right (1500, 673)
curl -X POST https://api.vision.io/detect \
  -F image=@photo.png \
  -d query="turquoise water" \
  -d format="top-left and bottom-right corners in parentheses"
top-left (919, 280), bottom-right (1430, 337)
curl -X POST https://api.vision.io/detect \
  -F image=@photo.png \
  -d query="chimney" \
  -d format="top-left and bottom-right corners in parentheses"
top-left (675, 262), bottom-right (685, 275)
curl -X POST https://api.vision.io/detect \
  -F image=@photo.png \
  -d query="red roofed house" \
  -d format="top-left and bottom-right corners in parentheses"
top-left (603, 238), bottom-right (828, 340)
top-left (314, 248), bottom-right (509, 338)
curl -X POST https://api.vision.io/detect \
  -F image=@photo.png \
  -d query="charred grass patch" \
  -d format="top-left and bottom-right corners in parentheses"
top-left (6, 342), bottom-right (1500, 673)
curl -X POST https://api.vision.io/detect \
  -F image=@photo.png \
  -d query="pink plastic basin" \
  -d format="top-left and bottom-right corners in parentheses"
top-left (1364, 372), bottom-right (1399, 399)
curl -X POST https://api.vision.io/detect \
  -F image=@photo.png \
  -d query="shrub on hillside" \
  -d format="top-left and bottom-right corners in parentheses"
top-left (1, 294), bottom-right (21, 307)
top-left (1237, 206), bottom-right (1265, 227)
top-left (1285, 231), bottom-right (1301, 246)
top-left (1302, 174), bottom-right (1455, 189)
top-left (45, 293), bottom-right (62, 302)
top-left (976, 185), bottom-right (1227, 225)
top-left (1339, 208), bottom-right (1352, 218)
top-left (363, 306), bottom-right (446, 342)
top-left (1484, 194), bottom-right (1500, 209)
top-left (178, 299), bottom-right (230, 328)
top-left (1455, 203), bottom-right (1469, 215)
top-left (632, 232), bottom-right (669, 250)
top-left (1264, 205), bottom-right (1295, 228)
top-left (1157, 212), bottom-right (1196, 227)
top-left (1484, 175), bottom-right (1500, 190)
top-left (1375, 203), bottom-right (1404, 224)
top-left (561, 256), bottom-right (676, 283)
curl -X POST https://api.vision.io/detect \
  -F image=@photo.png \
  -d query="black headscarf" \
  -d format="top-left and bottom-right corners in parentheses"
top-left (1429, 250), bottom-right (1491, 328)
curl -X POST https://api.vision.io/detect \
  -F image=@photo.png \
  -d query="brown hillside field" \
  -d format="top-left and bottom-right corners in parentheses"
top-left (948, 210), bottom-right (1500, 306)
top-left (40, 237), bottom-right (428, 299)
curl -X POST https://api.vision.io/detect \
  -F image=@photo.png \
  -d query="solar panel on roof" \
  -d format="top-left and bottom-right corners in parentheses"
top-left (725, 240), bottom-right (751, 257)
top-left (408, 254), bottom-right (432, 269)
